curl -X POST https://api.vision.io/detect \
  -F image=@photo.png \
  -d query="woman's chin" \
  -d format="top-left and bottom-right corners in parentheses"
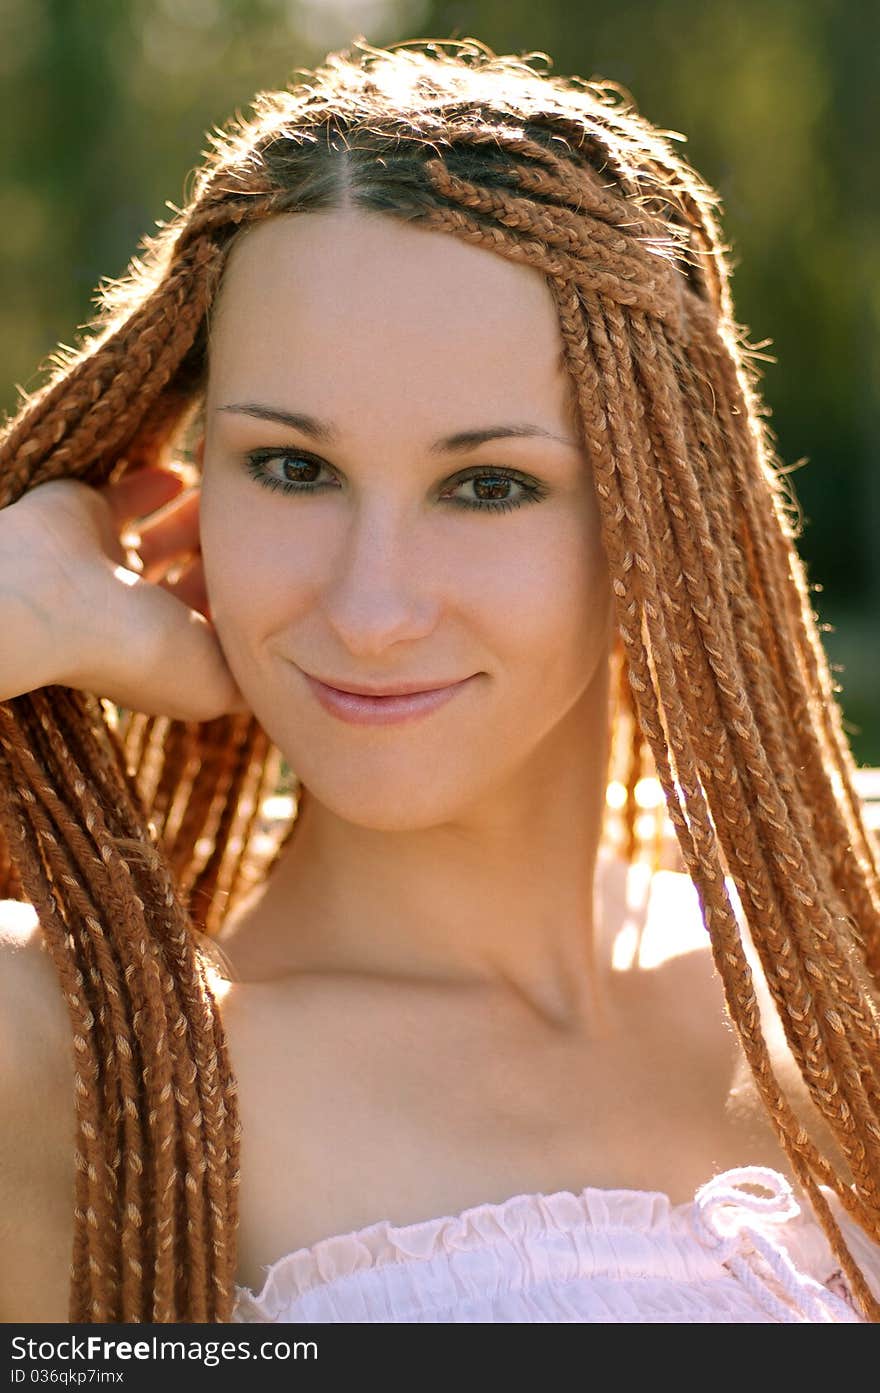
top-left (291, 775), bottom-right (474, 833)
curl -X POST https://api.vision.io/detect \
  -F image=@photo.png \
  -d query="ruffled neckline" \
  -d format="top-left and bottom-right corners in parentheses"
top-left (235, 1180), bottom-right (680, 1303)
top-left (231, 1165), bottom-right (865, 1322)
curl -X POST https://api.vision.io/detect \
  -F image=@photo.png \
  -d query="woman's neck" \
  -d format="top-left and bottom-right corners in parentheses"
top-left (215, 672), bottom-right (613, 1033)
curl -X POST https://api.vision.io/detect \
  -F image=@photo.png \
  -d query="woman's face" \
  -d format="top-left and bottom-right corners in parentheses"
top-left (199, 209), bottom-right (614, 830)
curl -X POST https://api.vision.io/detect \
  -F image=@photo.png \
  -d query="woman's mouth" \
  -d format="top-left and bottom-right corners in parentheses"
top-left (300, 671), bottom-right (477, 726)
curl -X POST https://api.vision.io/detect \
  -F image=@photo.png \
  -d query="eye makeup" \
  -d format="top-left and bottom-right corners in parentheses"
top-left (242, 447), bottom-right (550, 514)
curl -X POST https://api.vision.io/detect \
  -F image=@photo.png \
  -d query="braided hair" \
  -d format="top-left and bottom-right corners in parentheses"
top-left (2, 37), bottom-right (879, 1322)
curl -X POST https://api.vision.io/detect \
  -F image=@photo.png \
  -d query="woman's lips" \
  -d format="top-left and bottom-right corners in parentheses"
top-left (302, 672), bottom-right (475, 726)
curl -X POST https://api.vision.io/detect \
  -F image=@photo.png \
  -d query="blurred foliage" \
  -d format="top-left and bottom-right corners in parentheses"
top-left (2, 0), bottom-right (878, 759)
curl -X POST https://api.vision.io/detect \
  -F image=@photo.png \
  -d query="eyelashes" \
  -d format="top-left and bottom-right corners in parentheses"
top-left (242, 448), bottom-right (549, 514)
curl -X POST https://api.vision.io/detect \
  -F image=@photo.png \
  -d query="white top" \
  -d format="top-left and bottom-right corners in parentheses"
top-left (231, 1165), bottom-right (880, 1323)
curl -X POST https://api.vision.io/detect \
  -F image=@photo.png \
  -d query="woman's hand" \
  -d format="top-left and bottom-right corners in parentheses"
top-left (0, 464), bottom-right (251, 722)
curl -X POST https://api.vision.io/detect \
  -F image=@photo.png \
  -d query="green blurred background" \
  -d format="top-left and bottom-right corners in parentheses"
top-left (2, 0), bottom-right (878, 761)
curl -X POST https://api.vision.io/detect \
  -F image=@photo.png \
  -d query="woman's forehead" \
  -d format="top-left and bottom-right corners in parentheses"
top-left (210, 209), bottom-right (562, 355)
top-left (208, 209), bottom-right (572, 422)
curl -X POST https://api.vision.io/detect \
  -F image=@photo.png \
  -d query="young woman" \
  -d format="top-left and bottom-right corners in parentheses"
top-left (2, 38), bottom-right (880, 1325)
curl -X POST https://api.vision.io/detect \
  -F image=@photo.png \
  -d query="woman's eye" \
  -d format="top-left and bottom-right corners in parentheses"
top-left (243, 450), bottom-right (546, 513)
top-left (443, 473), bottom-right (544, 513)
top-left (244, 450), bottom-right (334, 493)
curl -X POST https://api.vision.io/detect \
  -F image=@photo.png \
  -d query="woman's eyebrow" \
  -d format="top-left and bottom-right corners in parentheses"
top-left (216, 402), bottom-right (580, 453)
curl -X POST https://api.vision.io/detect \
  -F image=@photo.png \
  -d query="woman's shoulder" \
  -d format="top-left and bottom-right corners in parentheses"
top-left (0, 899), bottom-right (76, 1322)
top-left (0, 899), bottom-right (73, 1083)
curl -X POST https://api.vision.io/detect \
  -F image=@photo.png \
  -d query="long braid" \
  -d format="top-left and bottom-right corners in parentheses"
top-left (677, 313), bottom-right (880, 939)
top-left (705, 332), bottom-right (880, 954)
top-left (2, 40), bottom-right (879, 1322)
top-left (628, 307), bottom-right (880, 1141)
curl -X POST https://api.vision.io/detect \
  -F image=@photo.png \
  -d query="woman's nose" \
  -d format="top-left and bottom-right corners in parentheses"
top-left (320, 505), bottom-right (440, 657)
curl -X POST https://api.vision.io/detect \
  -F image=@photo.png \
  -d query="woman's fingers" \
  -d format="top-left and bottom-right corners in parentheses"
top-left (98, 463), bottom-right (189, 529)
top-left (134, 489), bottom-right (202, 581)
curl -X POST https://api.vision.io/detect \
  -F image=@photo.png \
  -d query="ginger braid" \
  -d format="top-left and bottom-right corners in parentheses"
top-left (1, 38), bottom-right (879, 1322)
